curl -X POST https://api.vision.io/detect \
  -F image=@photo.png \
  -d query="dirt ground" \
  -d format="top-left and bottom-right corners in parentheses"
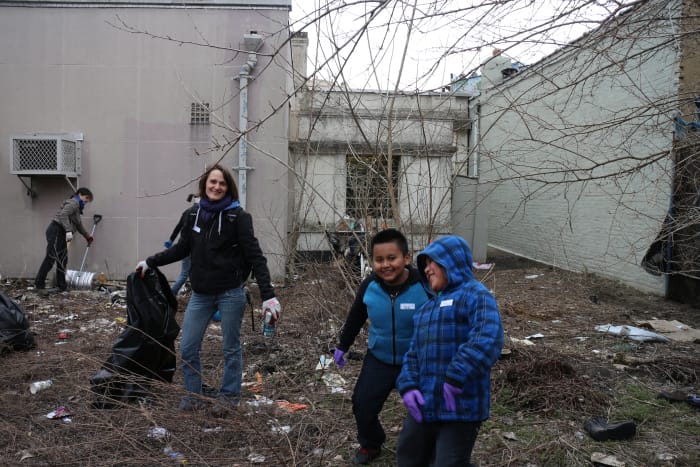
top-left (1, 252), bottom-right (698, 466)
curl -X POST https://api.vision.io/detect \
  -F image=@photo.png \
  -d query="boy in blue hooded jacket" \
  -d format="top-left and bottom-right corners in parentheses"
top-left (396, 235), bottom-right (503, 467)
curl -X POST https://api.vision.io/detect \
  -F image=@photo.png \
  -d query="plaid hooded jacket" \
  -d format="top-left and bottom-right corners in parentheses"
top-left (396, 235), bottom-right (503, 423)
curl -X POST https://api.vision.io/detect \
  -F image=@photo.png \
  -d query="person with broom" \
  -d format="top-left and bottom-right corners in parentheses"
top-left (34, 187), bottom-right (94, 292)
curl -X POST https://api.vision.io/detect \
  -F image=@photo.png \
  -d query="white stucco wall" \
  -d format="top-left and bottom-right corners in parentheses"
top-left (0, 3), bottom-right (291, 282)
top-left (290, 90), bottom-right (468, 253)
top-left (478, 0), bottom-right (679, 293)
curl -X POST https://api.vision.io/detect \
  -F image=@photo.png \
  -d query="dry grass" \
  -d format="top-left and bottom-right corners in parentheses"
top-left (1, 255), bottom-right (699, 466)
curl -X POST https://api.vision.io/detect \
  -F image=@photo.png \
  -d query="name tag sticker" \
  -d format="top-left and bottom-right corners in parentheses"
top-left (193, 225), bottom-right (201, 233)
top-left (400, 303), bottom-right (415, 310)
top-left (440, 299), bottom-right (454, 307)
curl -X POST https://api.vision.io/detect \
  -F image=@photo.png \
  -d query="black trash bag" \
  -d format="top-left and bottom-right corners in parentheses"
top-left (0, 291), bottom-right (35, 353)
top-left (90, 268), bottom-right (179, 408)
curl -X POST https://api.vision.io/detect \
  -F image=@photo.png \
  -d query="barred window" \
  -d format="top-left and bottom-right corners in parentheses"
top-left (346, 154), bottom-right (400, 220)
top-left (190, 102), bottom-right (210, 125)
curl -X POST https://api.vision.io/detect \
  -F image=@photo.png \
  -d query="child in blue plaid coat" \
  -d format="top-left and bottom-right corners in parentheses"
top-left (396, 235), bottom-right (503, 467)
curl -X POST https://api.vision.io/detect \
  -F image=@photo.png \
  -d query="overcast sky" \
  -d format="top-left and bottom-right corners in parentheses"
top-left (289, 0), bottom-right (626, 92)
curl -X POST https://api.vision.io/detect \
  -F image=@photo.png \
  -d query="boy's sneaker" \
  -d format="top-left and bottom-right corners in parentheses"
top-left (353, 447), bottom-right (380, 464)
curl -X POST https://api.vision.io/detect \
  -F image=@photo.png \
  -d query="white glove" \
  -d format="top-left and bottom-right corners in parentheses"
top-left (262, 297), bottom-right (281, 320)
top-left (135, 260), bottom-right (150, 276)
top-left (65, 232), bottom-right (73, 242)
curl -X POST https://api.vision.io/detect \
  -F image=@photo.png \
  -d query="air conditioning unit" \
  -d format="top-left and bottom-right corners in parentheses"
top-left (10, 133), bottom-right (82, 177)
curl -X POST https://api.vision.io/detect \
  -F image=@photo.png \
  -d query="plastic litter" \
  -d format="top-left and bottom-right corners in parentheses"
top-left (321, 373), bottom-right (346, 387)
top-left (594, 324), bottom-right (670, 343)
top-left (29, 379), bottom-right (53, 394)
top-left (46, 406), bottom-right (70, 421)
top-left (315, 355), bottom-right (332, 370)
top-left (248, 453), bottom-right (266, 463)
top-left (591, 452), bottom-right (625, 467)
top-left (147, 427), bottom-right (169, 440)
top-left (163, 446), bottom-right (187, 464)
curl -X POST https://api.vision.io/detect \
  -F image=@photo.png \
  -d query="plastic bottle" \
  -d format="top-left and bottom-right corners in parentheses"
top-left (29, 379), bottom-right (53, 394)
top-left (263, 310), bottom-right (276, 338)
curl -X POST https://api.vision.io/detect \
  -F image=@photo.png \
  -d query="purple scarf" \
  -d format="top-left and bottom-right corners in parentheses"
top-left (198, 194), bottom-right (233, 224)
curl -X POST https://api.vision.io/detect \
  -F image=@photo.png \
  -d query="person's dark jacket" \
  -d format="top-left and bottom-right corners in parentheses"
top-left (168, 206), bottom-right (194, 243)
top-left (145, 202), bottom-right (274, 299)
top-left (337, 265), bottom-right (428, 366)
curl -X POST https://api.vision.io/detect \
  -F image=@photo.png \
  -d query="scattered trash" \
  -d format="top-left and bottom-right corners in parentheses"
top-left (591, 452), bottom-right (625, 467)
top-left (46, 406), bottom-right (72, 421)
top-left (525, 333), bottom-right (544, 340)
top-left (163, 446), bottom-right (187, 464)
top-left (270, 424), bottom-right (292, 434)
top-left (657, 390), bottom-right (700, 408)
top-left (689, 394), bottom-right (700, 408)
top-left (29, 379), bottom-right (53, 394)
top-left (472, 262), bottom-right (493, 270)
top-left (57, 331), bottom-right (69, 340)
top-left (525, 274), bottom-right (543, 279)
top-left (246, 396), bottom-right (274, 407)
top-left (584, 417), bottom-right (636, 441)
top-left (635, 319), bottom-right (700, 342)
top-left (503, 431), bottom-right (518, 441)
top-left (330, 386), bottom-right (347, 394)
top-left (315, 355), bottom-right (332, 370)
top-left (657, 390), bottom-right (689, 402)
top-left (321, 373), bottom-right (346, 387)
top-left (202, 426), bottom-right (223, 433)
top-left (147, 427), bottom-right (169, 440)
top-left (110, 291), bottom-right (127, 306)
top-left (247, 453), bottom-right (266, 463)
top-left (18, 449), bottom-right (34, 461)
top-left (509, 337), bottom-right (535, 346)
top-left (656, 453), bottom-right (676, 462)
top-left (276, 401), bottom-right (308, 412)
top-left (244, 371), bottom-right (264, 393)
top-left (551, 319), bottom-right (562, 324)
top-left (114, 317), bottom-right (127, 325)
top-left (594, 324), bottom-right (670, 343)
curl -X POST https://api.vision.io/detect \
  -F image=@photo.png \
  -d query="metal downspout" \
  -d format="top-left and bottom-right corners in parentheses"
top-left (236, 33), bottom-right (262, 209)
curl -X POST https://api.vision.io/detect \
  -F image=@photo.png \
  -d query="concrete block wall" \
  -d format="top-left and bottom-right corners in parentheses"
top-left (477, 0), bottom-right (680, 293)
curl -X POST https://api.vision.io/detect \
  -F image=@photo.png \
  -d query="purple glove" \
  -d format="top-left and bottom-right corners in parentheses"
top-left (402, 389), bottom-right (425, 423)
top-left (443, 382), bottom-right (463, 411)
top-left (333, 349), bottom-right (346, 368)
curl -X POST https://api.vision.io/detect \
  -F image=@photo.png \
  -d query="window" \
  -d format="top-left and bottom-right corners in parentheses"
top-left (346, 153), bottom-right (400, 220)
top-left (190, 102), bottom-right (210, 125)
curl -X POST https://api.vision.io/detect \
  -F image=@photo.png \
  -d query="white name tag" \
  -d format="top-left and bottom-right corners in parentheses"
top-left (440, 299), bottom-right (454, 307)
top-left (400, 303), bottom-right (415, 310)
top-left (193, 225), bottom-right (201, 233)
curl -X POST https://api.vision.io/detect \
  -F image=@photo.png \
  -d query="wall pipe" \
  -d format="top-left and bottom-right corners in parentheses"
top-left (236, 32), bottom-right (263, 209)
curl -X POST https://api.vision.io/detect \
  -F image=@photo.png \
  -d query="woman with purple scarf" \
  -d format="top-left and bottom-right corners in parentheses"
top-left (136, 165), bottom-right (280, 414)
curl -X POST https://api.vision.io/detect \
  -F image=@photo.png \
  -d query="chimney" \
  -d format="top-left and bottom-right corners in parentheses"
top-left (291, 31), bottom-right (309, 91)
top-left (480, 48), bottom-right (511, 89)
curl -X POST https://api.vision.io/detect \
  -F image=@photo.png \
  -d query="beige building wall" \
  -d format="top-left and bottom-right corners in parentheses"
top-left (0, 1), bottom-right (291, 282)
top-left (477, 0), bottom-right (680, 293)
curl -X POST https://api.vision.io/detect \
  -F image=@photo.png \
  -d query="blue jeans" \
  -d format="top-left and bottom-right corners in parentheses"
top-left (180, 286), bottom-right (246, 397)
top-left (171, 256), bottom-right (191, 295)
